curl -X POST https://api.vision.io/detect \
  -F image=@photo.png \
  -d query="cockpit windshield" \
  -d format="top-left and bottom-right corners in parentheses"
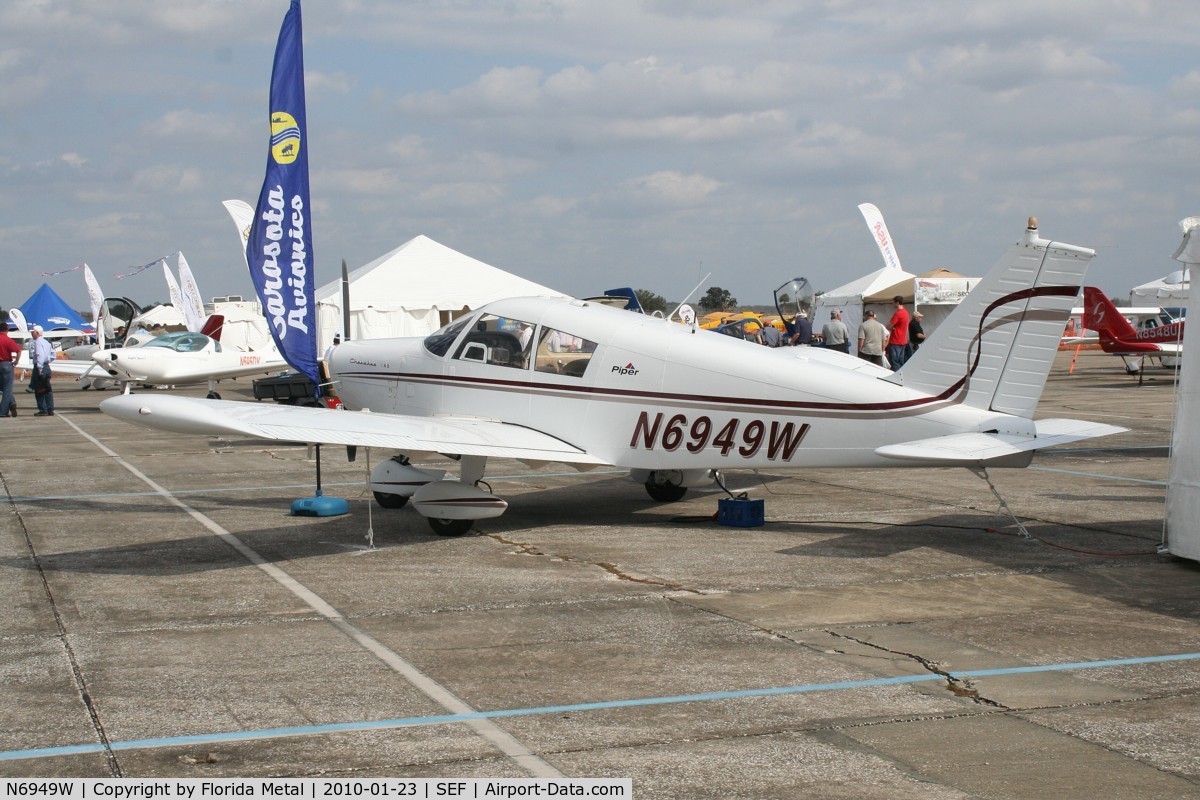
top-left (423, 315), bottom-right (476, 357)
top-left (773, 278), bottom-right (815, 335)
top-left (142, 331), bottom-right (218, 353)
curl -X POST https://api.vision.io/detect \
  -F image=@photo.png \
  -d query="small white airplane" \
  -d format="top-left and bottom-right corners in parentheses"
top-left (90, 320), bottom-right (289, 398)
top-left (7, 307), bottom-right (109, 387)
top-left (102, 219), bottom-right (1125, 536)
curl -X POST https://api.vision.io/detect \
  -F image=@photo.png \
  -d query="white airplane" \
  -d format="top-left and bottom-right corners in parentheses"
top-left (7, 306), bottom-right (111, 387)
top-left (101, 220), bottom-right (1124, 536)
top-left (90, 322), bottom-right (289, 398)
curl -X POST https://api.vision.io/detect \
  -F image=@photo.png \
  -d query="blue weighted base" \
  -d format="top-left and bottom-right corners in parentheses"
top-left (291, 493), bottom-right (350, 517)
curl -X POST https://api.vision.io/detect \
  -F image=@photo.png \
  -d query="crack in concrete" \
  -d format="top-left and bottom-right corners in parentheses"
top-left (2, 470), bottom-right (124, 776)
top-left (486, 533), bottom-right (699, 593)
top-left (827, 630), bottom-right (1009, 709)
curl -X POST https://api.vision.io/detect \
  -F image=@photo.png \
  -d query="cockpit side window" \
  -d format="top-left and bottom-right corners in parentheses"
top-left (534, 327), bottom-right (596, 377)
top-left (452, 314), bottom-right (534, 369)
top-left (423, 316), bottom-right (473, 357)
top-left (178, 334), bottom-right (210, 352)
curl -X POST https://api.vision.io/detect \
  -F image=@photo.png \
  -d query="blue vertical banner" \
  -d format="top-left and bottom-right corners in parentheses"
top-left (247, 0), bottom-right (319, 389)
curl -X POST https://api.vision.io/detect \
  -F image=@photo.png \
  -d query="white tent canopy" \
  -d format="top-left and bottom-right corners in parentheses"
top-left (1134, 218), bottom-right (1196, 306)
top-left (813, 266), bottom-right (916, 353)
top-left (315, 235), bottom-right (567, 351)
top-left (814, 265), bottom-right (978, 354)
top-left (1131, 268), bottom-right (1190, 305)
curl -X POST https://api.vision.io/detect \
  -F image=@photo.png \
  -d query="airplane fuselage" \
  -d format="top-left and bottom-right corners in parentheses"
top-left (329, 296), bottom-right (1024, 471)
top-left (92, 335), bottom-right (287, 385)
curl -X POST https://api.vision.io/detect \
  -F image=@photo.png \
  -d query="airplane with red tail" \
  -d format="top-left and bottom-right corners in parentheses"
top-left (1081, 286), bottom-right (1183, 375)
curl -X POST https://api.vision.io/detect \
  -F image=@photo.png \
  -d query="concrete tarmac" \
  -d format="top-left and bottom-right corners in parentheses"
top-left (2, 349), bottom-right (1198, 798)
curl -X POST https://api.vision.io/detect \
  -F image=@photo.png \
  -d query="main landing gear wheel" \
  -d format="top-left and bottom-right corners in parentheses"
top-left (373, 491), bottom-right (409, 509)
top-left (427, 517), bottom-right (473, 537)
top-left (372, 491), bottom-right (410, 510)
top-left (645, 479), bottom-right (688, 503)
top-left (206, 390), bottom-right (221, 400)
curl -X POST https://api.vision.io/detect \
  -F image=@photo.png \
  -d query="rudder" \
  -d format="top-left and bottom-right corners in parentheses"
top-left (887, 219), bottom-right (1094, 418)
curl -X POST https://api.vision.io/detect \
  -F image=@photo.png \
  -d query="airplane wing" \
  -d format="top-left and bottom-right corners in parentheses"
top-left (15, 353), bottom-right (97, 378)
top-left (99, 395), bottom-right (610, 465)
top-left (875, 418), bottom-right (1127, 463)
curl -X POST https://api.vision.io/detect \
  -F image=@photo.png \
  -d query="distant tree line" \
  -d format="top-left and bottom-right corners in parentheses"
top-left (634, 286), bottom-right (738, 314)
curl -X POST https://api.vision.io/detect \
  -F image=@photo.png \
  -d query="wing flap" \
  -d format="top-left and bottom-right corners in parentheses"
top-left (100, 395), bottom-right (609, 465)
top-left (876, 418), bottom-right (1127, 462)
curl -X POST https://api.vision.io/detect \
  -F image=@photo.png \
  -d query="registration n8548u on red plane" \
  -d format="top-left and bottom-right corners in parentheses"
top-left (102, 220), bottom-right (1125, 536)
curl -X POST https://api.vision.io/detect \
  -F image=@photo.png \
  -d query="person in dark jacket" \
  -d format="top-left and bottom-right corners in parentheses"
top-left (790, 311), bottom-right (813, 345)
top-left (907, 310), bottom-right (925, 358)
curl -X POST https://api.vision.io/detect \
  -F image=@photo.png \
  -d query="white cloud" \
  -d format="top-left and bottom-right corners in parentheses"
top-left (910, 39), bottom-right (1119, 92)
top-left (145, 110), bottom-right (240, 143)
top-left (307, 71), bottom-right (356, 95)
top-left (1170, 70), bottom-right (1200, 98)
top-left (132, 165), bottom-right (204, 193)
top-left (627, 171), bottom-right (722, 206)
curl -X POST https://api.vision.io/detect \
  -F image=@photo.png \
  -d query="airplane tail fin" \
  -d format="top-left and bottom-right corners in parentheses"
top-left (1080, 286), bottom-right (1150, 352)
top-left (201, 314), bottom-right (225, 342)
top-left (887, 219), bottom-right (1093, 419)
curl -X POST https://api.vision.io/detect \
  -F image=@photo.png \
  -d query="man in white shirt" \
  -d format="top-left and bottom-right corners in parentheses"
top-left (29, 325), bottom-right (56, 416)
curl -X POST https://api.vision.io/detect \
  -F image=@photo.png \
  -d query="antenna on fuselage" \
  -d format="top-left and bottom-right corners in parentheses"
top-left (669, 271), bottom-right (712, 324)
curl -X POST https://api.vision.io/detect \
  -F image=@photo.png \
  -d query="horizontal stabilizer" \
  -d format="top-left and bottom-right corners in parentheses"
top-left (875, 418), bottom-right (1127, 463)
top-left (100, 395), bottom-right (609, 466)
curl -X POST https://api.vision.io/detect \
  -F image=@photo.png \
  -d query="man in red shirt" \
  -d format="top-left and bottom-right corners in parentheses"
top-left (0, 315), bottom-right (23, 417)
top-left (887, 295), bottom-right (910, 370)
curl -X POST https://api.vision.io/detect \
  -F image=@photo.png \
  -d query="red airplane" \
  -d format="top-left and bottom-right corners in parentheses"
top-left (1081, 286), bottom-right (1183, 355)
top-left (1080, 286), bottom-right (1184, 376)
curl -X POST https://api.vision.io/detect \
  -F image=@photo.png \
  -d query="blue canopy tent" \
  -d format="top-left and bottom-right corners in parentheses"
top-left (8, 283), bottom-right (90, 331)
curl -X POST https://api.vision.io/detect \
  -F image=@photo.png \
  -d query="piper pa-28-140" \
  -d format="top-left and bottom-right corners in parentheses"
top-left (102, 220), bottom-right (1125, 536)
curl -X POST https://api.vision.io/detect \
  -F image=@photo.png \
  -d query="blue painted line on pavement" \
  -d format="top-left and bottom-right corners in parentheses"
top-left (1041, 446), bottom-right (1169, 453)
top-left (1028, 465), bottom-right (1167, 486)
top-left (4, 650), bottom-right (1199, 762)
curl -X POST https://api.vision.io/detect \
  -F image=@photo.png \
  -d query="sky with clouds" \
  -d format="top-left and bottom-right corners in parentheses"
top-left (3, 0), bottom-right (1199, 313)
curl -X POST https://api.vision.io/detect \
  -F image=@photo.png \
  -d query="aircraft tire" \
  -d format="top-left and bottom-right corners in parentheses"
top-left (206, 390), bottom-right (221, 400)
top-left (373, 491), bottom-right (409, 509)
top-left (427, 517), bottom-right (473, 537)
top-left (645, 479), bottom-right (688, 503)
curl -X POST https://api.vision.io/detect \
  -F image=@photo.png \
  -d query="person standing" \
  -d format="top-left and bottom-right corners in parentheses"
top-left (908, 310), bottom-right (926, 356)
top-left (887, 295), bottom-right (911, 370)
top-left (857, 310), bottom-right (888, 367)
top-left (821, 308), bottom-right (850, 353)
top-left (29, 325), bottom-right (55, 416)
top-left (790, 311), bottom-right (813, 345)
top-left (323, 332), bottom-right (341, 363)
top-left (0, 314), bottom-right (21, 417)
